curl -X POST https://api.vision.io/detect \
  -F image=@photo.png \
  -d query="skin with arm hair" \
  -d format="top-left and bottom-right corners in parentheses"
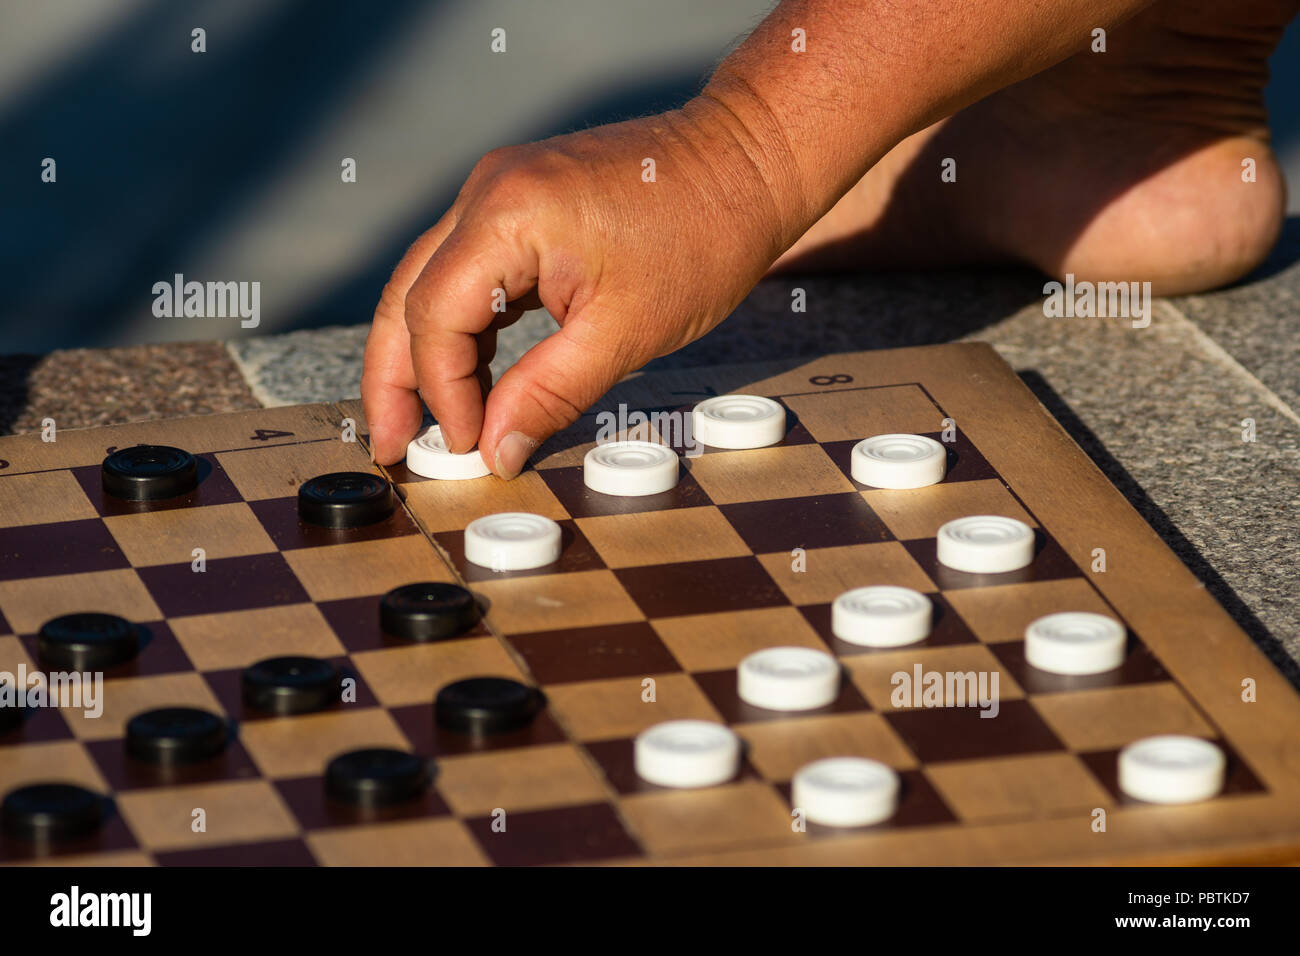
top-left (361, 0), bottom-right (1167, 478)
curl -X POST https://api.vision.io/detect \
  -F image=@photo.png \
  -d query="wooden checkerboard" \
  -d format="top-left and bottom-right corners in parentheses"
top-left (2, 342), bottom-right (1298, 865)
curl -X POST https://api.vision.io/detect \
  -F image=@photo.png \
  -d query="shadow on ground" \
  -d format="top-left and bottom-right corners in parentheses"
top-left (0, 356), bottom-right (41, 436)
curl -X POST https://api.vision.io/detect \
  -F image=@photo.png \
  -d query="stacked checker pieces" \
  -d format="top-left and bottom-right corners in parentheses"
top-left (0, 344), bottom-right (1293, 864)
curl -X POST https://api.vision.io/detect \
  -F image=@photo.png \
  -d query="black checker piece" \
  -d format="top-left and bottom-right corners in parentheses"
top-left (298, 472), bottom-right (394, 529)
top-left (37, 613), bottom-right (140, 670)
top-left (126, 707), bottom-right (229, 765)
top-left (435, 677), bottom-right (544, 735)
top-left (325, 748), bottom-right (432, 808)
top-left (1, 784), bottom-right (107, 841)
top-left (242, 656), bottom-right (342, 715)
top-left (102, 445), bottom-right (198, 501)
top-left (380, 582), bottom-right (479, 642)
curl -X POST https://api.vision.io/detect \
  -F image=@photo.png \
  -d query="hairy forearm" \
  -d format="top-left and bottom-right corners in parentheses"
top-left (700, 0), bottom-right (1157, 237)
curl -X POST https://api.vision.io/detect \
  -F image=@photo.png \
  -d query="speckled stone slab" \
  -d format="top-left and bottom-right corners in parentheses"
top-left (0, 341), bottom-right (259, 435)
top-left (225, 324), bottom-right (370, 407)
top-left (224, 313), bottom-right (559, 407)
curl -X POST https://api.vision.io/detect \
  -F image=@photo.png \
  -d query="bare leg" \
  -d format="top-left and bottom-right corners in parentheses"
top-left (771, 0), bottom-right (1297, 295)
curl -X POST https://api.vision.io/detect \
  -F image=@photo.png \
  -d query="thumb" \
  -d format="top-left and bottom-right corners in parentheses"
top-left (478, 318), bottom-right (634, 479)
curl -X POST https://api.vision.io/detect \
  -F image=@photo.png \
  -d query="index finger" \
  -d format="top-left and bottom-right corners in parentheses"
top-left (404, 223), bottom-right (540, 454)
top-left (362, 213), bottom-right (458, 464)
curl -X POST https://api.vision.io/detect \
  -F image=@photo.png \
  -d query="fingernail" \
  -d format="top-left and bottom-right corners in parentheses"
top-left (494, 431), bottom-right (538, 480)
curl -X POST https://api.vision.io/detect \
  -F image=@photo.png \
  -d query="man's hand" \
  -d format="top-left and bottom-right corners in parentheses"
top-left (362, 97), bottom-right (804, 478)
top-left (365, 0), bottom-right (1159, 479)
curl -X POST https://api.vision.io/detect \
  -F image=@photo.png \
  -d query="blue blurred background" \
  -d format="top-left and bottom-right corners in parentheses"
top-left (1, 0), bottom-right (1297, 353)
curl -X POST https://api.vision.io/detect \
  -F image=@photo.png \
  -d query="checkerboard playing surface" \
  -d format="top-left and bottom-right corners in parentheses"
top-left (3, 342), bottom-right (1299, 865)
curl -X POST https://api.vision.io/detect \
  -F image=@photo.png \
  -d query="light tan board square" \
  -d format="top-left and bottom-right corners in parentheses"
top-left (117, 780), bottom-right (299, 852)
top-left (545, 674), bottom-right (721, 742)
top-left (169, 604), bottom-right (346, 671)
top-left (62, 673), bottom-right (224, 741)
top-left (758, 541), bottom-right (936, 604)
top-left (843, 644), bottom-right (1027, 711)
top-left (782, 385), bottom-right (945, 442)
top-left (239, 708), bottom-right (411, 779)
top-left (0, 471), bottom-right (97, 529)
top-left (577, 506), bottom-right (750, 568)
top-left (925, 753), bottom-right (1113, 822)
top-left (307, 818), bottom-right (488, 867)
top-left (434, 743), bottom-right (608, 816)
top-left (217, 439), bottom-right (375, 501)
top-left (474, 570), bottom-right (644, 634)
top-left (737, 712), bottom-right (919, 780)
top-left (943, 579), bottom-right (1116, 644)
top-left (283, 536), bottom-right (458, 603)
top-left (351, 638), bottom-right (526, 708)
top-left (398, 471), bottom-right (568, 533)
top-left (863, 479), bottom-right (1037, 540)
top-left (0, 569), bottom-right (162, 635)
top-left (104, 501), bottom-right (276, 567)
top-left (687, 444), bottom-right (853, 505)
top-left (0, 740), bottom-right (110, 793)
top-left (1031, 683), bottom-right (1216, 751)
top-left (651, 607), bottom-right (827, 671)
top-left (620, 781), bottom-right (801, 857)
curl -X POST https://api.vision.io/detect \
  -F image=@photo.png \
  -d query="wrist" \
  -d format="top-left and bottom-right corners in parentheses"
top-left (678, 84), bottom-right (818, 257)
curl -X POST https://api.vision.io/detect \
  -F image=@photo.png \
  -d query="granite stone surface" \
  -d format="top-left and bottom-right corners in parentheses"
top-left (0, 341), bottom-right (258, 435)
top-left (225, 324), bottom-right (371, 408)
top-left (224, 311), bottom-right (561, 408)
